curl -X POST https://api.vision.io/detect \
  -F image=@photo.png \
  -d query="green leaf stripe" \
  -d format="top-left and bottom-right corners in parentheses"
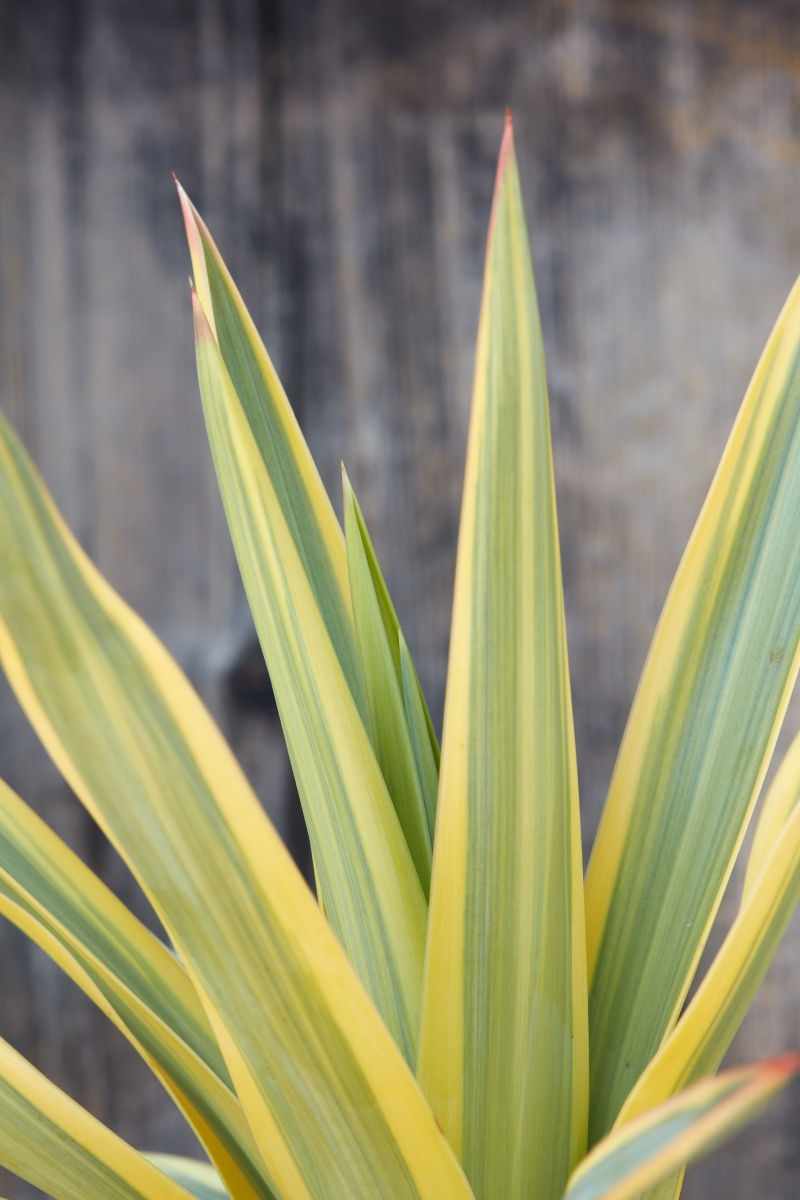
top-left (181, 186), bottom-right (369, 731)
top-left (0, 402), bottom-right (470, 1200)
top-left (146, 1156), bottom-right (229, 1200)
top-left (585, 271), bottom-right (800, 1141)
top-left (193, 295), bottom-right (427, 1065)
top-left (564, 1060), bottom-right (799, 1200)
top-left (343, 469), bottom-right (433, 896)
top-left (0, 776), bottom-right (276, 1200)
top-left (0, 1036), bottom-right (193, 1200)
top-left (417, 117), bottom-right (588, 1200)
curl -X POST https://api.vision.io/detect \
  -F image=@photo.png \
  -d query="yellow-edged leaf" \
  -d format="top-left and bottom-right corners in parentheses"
top-left (0, 411), bottom-right (474, 1200)
top-left (176, 183), bottom-right (369, 729)
top-left (0, 1035), bottom-right (194, 1200)
top-left (617, 728), bottom-right (800, 1129)
top-left (563, 1059), bottom-right (799, 1200)
top-left (0, 776), bottom-right (276, 1200)
top-left (417, 116), bottom-right (588, 1200)
top-left (192, 291), bottom-right (426, 1062)
top-left (585, 269), bottom-right (800, 1140)
top-left (743, 730), bottom-right (800, 903)
top-left (343, 469), bottom-right (432, 894)
top-left (145, 1156), bottom-right (228, 1200)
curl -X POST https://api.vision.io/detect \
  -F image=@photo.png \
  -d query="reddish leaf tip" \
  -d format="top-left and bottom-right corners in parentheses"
top-left (764, 1053), bottom-right (800, 1078)
top-left (497, 111), bottom-right (516, 178)
top-left (190, 286), bottom-right (215, 347)
top-left (486, 112), bottom-right (517, 247)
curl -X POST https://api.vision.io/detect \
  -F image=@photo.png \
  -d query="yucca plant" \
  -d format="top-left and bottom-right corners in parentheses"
top-left (0, 112), bottom-right (798, 1200)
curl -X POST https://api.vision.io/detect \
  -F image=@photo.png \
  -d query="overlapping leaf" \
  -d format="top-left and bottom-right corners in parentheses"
top-left (146, 1155), bottom-right (228, 1200)
top-left (0, 1035), bottom-right (194, 1200)
top-left (191, 290), bottom-right (426, 1062)
top-left (417, 117), bottom-right (588, 1200)
top-left (563, 1059), bottom-right (799, 1200)
top-left (617, 726), bottom-right (800, 1131)
top-left (585, 269), bottom-right (800, 1140)
top-left (176, 186), bottom-right (367, 727)
top-left (181, 187), bottom-right (431, 1059)
top-left (0, 775), bottom-right (275, 1200)
top-left (343, 470), bottom-right (433, 895)
top-left (0, 410), bottom-right (474, 1200)
top-left (743, 731), bottom-right (800, 903)
top-left (399, 631), bottom-right (439, 841)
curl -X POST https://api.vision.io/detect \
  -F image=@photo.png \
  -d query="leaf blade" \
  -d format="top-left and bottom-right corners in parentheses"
top-left (193, 292), bottom-right (427, 1062)
top-left (417, 117), bottom-right (588, 1200)
top-left (0, 775), bottom-right (277, 1200)
top-left (743, 731), bottom-right (800, 904)
top-left (616, 729), bottom-right (800, 1128)
top-left (0, 1036), bottom-right (194, 1200)
top-left (343, 470), bottom-right (432, 895)
top-left (585, 271), bottom-right (800, 1140)
top-left (0, 411), bottom-right (474, 1200)
top-left (563, 1060), bottom-right (799, 1200)
top-left (145, 1156), bottom-right (229, 1200)
top-left (399, 631), bottom-right (439, 843)
top-left (176, 183), bottom-right (368, 729)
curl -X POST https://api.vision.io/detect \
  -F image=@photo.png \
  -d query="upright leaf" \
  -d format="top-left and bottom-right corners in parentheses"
top-left (176, 183), bottom-right (368, 728)
top-left (193, 293), bottom-right (426, 1062)
top-left (180, 187), bottom-right (428, 1057)
top-left (417, 116), bottom-right (588, 1200)
top-left (617, 727), bottom-right (800, 1129)
top-left (585, 270), bottom-right (800, 1140)
top-left (338, 472), bottom-right (440, 773)
top-left (343, 470), bottom-right (432, 894)
top-left (0, 411), bottom-right (474, 1200)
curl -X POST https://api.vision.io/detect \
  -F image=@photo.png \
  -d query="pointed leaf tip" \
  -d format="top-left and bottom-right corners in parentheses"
top-left (177, 184), bottom-right (217, 340)
top-left (487, 114), bottom-right (518, 245)
top-left (191, 286), bottom-right (215, 347)
top-left (498, 110), bottom-right (515, 170)
top-left (765, 1052), bottom-right (800, 1077)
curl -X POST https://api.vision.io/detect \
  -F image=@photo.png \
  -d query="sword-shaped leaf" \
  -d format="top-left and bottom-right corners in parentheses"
top-left (177, 182), bottom-right (368, 729)
top-left (343, 469), bottom-right (432, 894)
top-left (617, 727), bottom-right (800, 1129)
top-left (417, 115), bottom-right (588, 1200)
top-left (585, 271), bottom-right (800, 1141)
top-left (0, 776), bottom-right (277, 1200)
top-left (0, 411), bottom-right (473, 1200)
top-left (192, 293), bottom-right (426, 1062)
top-left (339, 456), bottom-right (440, 825)
top-left (563, 1059), bottom-right (800, 1200)
top-left (0, 1036), bottom-right (194, 1200)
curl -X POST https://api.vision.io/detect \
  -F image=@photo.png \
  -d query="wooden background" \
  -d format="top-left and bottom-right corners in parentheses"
top-left (3, 0), bottom-right (800, 1195)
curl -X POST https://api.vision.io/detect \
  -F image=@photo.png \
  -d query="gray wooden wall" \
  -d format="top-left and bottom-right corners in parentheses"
top-left (2, 1), bottom-right (800, 1196)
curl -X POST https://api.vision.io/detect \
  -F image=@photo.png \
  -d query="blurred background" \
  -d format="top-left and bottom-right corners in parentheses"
top-left (2, 0), bottom-right (800, 1196)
